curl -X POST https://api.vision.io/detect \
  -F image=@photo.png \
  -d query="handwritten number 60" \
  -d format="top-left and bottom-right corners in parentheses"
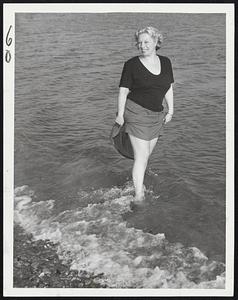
top-left (5, 25), bottom-right (12, 63)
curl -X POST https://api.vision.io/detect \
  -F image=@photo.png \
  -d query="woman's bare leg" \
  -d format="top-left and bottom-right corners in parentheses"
top-left (149, 137), bottom-right (158, 155)
top-left (129, 134), bottom-right (150, 201)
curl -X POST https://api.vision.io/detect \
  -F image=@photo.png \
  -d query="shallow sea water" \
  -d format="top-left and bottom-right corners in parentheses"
top-left (14, 13), bottom-right (226, 288)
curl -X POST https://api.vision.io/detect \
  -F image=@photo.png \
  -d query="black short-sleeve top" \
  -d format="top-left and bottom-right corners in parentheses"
top-left (119, 55), bottom-right (174, 112)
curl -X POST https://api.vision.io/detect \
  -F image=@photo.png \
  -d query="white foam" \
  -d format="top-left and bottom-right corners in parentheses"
top-left (14, 185), bottom-right (225, 288)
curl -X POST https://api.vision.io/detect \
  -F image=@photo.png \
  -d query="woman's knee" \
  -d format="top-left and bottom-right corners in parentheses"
top-left (134, 148), bottom-right (150, 164)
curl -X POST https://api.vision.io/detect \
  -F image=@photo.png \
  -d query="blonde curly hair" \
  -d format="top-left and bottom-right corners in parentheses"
top-left (135, 26), bottom-right (163, 50)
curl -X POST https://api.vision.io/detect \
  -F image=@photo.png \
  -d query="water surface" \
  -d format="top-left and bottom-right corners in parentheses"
top-left (14, 13), bottom-right (226, 288)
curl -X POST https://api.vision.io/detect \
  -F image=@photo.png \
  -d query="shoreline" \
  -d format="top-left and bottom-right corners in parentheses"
top-left (13, 185), bottom-right (226, 289)
top-left (13, 224), bottom-right (106, 288)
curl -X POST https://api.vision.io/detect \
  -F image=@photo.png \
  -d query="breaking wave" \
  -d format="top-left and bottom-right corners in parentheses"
top-left (14, 184), bottom-right (225, 288)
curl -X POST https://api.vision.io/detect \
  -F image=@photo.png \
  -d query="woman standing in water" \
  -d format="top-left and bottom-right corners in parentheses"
top-left (115, 26), bottom-right (174, 202)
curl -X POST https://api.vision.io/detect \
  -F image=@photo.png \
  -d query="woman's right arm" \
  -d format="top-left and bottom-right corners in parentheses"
top-left (115, 87), bottom-right (130, 125)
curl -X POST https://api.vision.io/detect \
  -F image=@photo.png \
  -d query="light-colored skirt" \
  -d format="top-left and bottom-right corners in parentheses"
top-left (124, 99), bottom-right (165, 141)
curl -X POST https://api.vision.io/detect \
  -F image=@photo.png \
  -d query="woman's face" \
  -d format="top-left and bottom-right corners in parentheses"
top-left (137, 33), bottom-right (157, 56)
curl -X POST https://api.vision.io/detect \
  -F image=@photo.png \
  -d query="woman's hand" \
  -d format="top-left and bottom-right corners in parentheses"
top-left (163, 113), bottom-right (173, 124)
top-left (115, 115), bottom-right (124, 126)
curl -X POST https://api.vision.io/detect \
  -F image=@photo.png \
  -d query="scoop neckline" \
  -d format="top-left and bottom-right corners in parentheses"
top-left (137, 55), bottom-right (162, 76)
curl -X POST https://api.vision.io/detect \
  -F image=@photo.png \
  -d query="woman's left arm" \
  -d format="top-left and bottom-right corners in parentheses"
top-left (164, 84), bottom-right (174, 124)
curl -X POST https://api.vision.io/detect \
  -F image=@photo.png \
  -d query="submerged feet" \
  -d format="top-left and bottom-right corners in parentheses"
top-left (133, 185), bottom-right (146, 204)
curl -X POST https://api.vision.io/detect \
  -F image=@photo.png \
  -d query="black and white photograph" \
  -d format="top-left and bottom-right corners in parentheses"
top-left (3, 3), bottom-right (234, 297)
